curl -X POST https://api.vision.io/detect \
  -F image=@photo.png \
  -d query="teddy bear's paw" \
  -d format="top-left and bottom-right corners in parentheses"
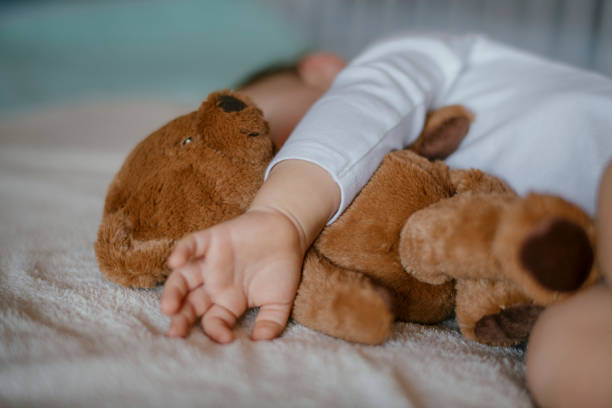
top-left (292, 251), bottom-right (395, 345)
top-left (520, 217), bottom-right (594, 292)
top-left (330, 283), bottom-right (395, 345)
top-left (294, 279), bottom-right (395, 345)
top-left (473, 303), bottom-right (544, 347)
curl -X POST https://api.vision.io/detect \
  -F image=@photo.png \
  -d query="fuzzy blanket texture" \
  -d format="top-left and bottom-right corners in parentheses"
top-left (0, 100), bottom-right (533, 408)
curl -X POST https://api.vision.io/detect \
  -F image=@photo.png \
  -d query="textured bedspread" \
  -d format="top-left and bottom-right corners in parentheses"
top-left (0, 100), bottom-right (533, 408)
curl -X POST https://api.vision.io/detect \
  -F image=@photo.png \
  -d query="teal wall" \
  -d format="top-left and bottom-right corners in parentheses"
top-left (4, 0), bottom-right (610, 116)
top-left (0, 1), bottom-right (306, 114)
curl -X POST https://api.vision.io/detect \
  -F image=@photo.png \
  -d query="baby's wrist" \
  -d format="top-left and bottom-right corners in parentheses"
top-left (245, 205), bottom-right (307, 254)
top-left (249, 159), bottom-right (340, 251)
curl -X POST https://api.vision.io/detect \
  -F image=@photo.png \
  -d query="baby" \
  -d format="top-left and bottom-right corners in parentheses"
top-left (160, 33), bottom-right (612, 406)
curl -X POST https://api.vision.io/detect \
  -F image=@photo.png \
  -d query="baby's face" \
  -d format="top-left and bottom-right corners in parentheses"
top-left (239, 52), bottom-right (346, 148)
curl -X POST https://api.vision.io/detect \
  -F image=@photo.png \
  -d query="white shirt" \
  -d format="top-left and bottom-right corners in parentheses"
top-left (266, 33), bottom-right (612, 222)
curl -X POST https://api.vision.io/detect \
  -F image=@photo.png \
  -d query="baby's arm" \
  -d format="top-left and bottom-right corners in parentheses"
top-left (161, 160), bottom-right (339, 343)
top-left (161, 33), bottom-right (479, 342)
top-left (274, 33), bottom-right (480, 222)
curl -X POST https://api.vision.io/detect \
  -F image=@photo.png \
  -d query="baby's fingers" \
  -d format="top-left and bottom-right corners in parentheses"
top-left (168, 231), bottom-right (211, 269)
top-left (202, 304), bottom-right (238, 344)
top-left (161, 262), bottom-right (204, 315)
top-left (167, 286), bottom-right (213, 337)
top-left (251, 303), bottom-right (292, 341)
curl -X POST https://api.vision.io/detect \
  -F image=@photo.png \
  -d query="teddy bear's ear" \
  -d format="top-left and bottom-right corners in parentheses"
top-left (409, 105), bottom-right (474, 161)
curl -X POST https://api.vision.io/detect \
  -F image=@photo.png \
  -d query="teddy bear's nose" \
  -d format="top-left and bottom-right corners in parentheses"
top-left (218, 95), bottom-right (247, 113)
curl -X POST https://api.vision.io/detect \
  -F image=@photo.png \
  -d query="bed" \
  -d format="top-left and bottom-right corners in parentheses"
top-left (0, 72), bottom-right (534, 408)
top-left (6, 1), bottom-right (606, 406)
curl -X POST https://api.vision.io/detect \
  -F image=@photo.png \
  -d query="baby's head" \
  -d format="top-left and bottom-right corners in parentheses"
top-left (238, 52), bottom-right (346, 148)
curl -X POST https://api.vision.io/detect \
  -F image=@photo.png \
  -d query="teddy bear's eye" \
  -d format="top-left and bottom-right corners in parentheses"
top-left (182, 137), bottom-right (192, 146)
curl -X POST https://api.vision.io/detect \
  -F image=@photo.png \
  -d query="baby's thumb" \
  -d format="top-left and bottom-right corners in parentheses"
top-left (251, 303), bottom-right (292, 341)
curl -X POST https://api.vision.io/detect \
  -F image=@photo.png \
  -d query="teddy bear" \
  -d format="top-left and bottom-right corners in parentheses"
top-left (95, 89), bottom-right (599, 346)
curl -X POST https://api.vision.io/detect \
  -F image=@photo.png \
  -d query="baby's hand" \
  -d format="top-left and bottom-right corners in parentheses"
top-left (161, 208), bottom-right (303, 343)
top-left (161, 159), bottom-right (340, 343)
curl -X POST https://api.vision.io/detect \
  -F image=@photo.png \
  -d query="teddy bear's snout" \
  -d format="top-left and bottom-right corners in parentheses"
top-left (217, 95), bottom-right (247, 113)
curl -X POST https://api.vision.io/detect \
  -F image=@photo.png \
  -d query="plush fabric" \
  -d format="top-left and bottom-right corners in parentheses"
top-left (0, 100), bottom-right (534, 407)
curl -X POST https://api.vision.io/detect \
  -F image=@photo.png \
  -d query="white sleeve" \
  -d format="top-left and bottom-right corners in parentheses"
top-left (264, 32), bottom-right (480, 223)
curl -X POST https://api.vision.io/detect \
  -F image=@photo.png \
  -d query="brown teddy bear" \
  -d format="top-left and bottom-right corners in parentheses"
top-left (95, 90), bottom-right (599, 346)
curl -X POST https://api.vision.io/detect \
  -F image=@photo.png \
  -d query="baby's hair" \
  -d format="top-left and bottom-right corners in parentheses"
top-left (234, 49), bottom-right (316, 90)
top-left (234, 61), bottom-right (300, 89)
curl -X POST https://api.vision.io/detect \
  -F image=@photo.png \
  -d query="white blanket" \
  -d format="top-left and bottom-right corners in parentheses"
top-left (0, 100), bottom-right (533, 408)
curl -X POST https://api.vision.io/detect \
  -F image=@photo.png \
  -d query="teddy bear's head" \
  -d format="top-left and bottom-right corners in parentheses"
top-left (106, 90), bottom-right (272, 240)
top-left (95, 90), bottom-right (273, 287)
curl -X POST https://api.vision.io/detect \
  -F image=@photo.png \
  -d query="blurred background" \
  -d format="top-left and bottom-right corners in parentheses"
top-left (1, 0), bottom-right (611, 117)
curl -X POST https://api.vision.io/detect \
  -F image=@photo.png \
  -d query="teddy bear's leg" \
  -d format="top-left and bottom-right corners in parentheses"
top-left (398, 167), bottom-right (515, 285)
top-left (493, 193), bottom-right (599, 305)
top-left (455, 279), bottom-right (543, 346)
top-left (447, 171), bottom-right (597, 301)
top-left (292, 249), bottom-right (395, 345)
top-left (399, 191), bottom-right (517, 285)
top-left (400, 190), bottom-right (598, 305)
